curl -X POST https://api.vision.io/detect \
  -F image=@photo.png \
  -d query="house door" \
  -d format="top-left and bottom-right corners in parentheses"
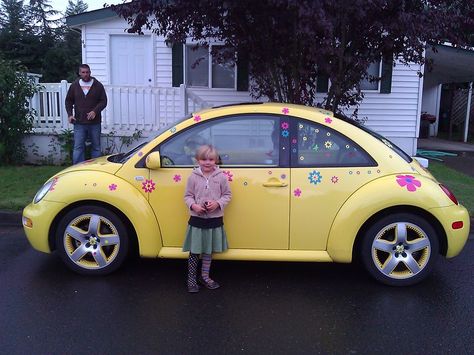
top-left (110, 35), bottom-right (153, 86)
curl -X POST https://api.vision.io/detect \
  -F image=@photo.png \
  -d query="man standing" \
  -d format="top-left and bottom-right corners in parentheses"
top-left (65, 64), bottom-right (107, 164)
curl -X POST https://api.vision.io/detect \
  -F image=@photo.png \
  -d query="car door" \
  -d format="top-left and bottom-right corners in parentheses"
top-left (149, 114), bottom-right (291, 250)
top-left (289, 117), bottom-right (377, 250)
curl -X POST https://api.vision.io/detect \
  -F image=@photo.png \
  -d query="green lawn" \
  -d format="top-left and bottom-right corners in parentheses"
top-left (428, 162), bottom-right (474, 216)
top-left (0, 163), bottom-right (473, 216)
top-left (0, 165), bottom-right (64, 211)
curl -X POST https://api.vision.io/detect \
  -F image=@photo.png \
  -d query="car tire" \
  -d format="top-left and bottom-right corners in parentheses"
top-left (56, 205), bottom-right (129, 275)
top-left (360, 213), bottom-right (439, 286)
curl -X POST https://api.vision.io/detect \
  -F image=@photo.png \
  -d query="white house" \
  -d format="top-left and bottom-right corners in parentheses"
top-left (26, 7), bottom-right (474, 163)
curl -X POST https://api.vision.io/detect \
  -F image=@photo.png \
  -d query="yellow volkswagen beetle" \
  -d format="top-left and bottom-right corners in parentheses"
top-left (22, 103), bottom-right (470, 286)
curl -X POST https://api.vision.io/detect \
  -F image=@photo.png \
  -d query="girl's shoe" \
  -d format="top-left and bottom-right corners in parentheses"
top-left (187, 284), bottom-right (200, 293)
top-left (198, 277), bottom-right (220, 290)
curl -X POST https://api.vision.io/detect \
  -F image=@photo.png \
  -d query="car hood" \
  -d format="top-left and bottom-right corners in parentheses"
top-left (55, 156), bottom-right (123, 176)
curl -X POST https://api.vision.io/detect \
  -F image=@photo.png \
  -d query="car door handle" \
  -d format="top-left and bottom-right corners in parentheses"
top-left (263, 179), bottom-right (288, 187)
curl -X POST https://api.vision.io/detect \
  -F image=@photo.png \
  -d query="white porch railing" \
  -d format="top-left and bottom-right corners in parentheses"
top-left (30, 81), bottom-right (210, 135)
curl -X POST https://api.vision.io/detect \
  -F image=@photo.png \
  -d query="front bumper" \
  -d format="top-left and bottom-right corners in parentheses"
top-left (429, 204), bottom-right (470, 258)
top-left (22, 200), bottom-right (67, 253)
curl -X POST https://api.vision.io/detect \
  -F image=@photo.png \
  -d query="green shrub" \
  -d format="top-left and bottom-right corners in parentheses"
top-left (0, 59), bottom-right (40, 165)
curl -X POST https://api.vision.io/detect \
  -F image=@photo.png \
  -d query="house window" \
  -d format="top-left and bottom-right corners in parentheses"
top-left (360, 61), bottom-right (381, 91)
top-left (185, 45), bottom-right (236, 89)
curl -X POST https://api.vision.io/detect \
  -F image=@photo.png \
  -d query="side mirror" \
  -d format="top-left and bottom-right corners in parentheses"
top-left (146, 151), bottom-right (161, 170)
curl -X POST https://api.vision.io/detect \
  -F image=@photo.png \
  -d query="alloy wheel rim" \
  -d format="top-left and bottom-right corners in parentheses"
top-left (371, 222), bottom-right (431, 279)
top-left (63, 214), bottom-right (120, 270)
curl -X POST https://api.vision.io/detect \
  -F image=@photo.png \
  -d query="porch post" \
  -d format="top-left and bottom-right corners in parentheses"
top-left (180, 84), bottom-right (188, 116)
top-left (60, 80), bottom-right (69, 129)
top-left (464, 82), bottom-right (472, 143)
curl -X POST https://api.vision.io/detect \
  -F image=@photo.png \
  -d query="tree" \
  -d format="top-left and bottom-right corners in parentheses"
top-left (113, 0), bottom-right (474, 115)
top-left (0, 0), bottom-right (38, 71)
top-left (41, 0), bottom-right (88, 81)
top-left (0, 59), bottom-right (40, 164)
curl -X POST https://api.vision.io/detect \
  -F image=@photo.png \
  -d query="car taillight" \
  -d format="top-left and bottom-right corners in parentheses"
top-left (439, 184), bottom-right (458, 205)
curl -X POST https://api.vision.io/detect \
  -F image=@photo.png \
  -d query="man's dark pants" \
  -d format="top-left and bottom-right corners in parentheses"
top-left (73, 123), bottom-right (101, 164)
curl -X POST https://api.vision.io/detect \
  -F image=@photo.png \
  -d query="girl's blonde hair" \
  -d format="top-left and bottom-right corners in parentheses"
top-left (195, 144), bottom-right (219, 161)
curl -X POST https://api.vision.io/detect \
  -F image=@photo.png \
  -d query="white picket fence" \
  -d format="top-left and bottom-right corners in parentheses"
top-left (30, 81), bottom-right (210, 136)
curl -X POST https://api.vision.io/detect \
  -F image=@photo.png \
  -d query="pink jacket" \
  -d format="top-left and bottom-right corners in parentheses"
top-left (184, 167), bottom-right (231, 218)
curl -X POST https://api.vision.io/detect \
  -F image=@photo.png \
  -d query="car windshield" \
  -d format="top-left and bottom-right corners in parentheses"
top-left (334, 113), bottom-right (413, 163)
top-left (108, 113), bottom-right (194, 164)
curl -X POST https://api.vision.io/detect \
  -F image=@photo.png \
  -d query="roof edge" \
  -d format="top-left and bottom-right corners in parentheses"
top-left (66, 7), bottom-right (119, 27)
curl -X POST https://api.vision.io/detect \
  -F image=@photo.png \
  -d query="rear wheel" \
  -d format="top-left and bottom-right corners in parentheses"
top-left (56, 205), bottom-right (129, 275)
top-left (361, 213), bottom-right (439, 286)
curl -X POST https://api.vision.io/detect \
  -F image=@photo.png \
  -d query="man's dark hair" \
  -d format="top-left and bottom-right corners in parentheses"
top-left (78, 64), bottom-right (91, 72)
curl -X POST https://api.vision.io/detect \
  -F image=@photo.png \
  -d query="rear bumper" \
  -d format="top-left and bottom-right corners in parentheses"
top-left (429, 204), bottom-right (470, 258)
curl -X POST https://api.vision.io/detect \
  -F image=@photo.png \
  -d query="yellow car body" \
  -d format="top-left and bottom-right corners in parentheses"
top-left (23, 103), bottom-right (470, 285)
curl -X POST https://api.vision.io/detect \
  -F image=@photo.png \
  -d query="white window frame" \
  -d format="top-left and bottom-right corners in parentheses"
top-left (184, 43), bottom-right (237, 90)
top-left (360, 60), bottom-right (382, 92)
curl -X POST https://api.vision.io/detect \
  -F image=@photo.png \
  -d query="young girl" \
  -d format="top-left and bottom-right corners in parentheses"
top-left (183, 145), bottom-right (231, 293)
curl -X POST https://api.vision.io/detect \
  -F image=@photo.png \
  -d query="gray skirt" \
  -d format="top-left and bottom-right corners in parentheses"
top-left (182, 225), bottom-right (229, 254)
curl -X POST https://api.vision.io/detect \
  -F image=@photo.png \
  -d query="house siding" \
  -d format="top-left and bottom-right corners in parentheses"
top-left (80, 16), bottom-right (422, 155)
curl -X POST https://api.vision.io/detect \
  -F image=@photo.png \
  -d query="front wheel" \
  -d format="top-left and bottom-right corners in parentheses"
top-left (360, 213), bottom-right (439, 286)
top-left (56, 205), bottom-right (129, 275)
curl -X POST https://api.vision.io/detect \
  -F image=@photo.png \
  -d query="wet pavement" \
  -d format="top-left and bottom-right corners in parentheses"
top-left (1, 226), bottom-right (473, 354)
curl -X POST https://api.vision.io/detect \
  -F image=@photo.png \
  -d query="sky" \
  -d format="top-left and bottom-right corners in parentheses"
top-left (49, 0), bottom-right (123, 15)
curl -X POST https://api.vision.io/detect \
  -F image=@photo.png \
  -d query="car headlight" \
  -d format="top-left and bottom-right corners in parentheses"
top-left (33, 179), bottom-right (55, 204)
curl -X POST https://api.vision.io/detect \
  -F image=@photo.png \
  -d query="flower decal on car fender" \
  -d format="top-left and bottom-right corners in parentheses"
top-left (49, 177), bottom-right (59, 191)
top-left (223, 170), bottom-right (233, 182)
top-left (282, 107), bottom-right (289, 115)
top-left (173, 175), bottom-right (181, 182)
top-left (193, 115), bottom-right (201, 122)
top-left (142, 179), bottom-right (156, 193)
top-left (308, 170), bottom-right (322, 185)
top-left (294, 188), bottom-right (302, 197)
top-left (325, 117), bottom-right (332, 124)
top-left (396, 175), bottom-right (421, 192)
top-left (108, 183), bottom-right (117, 191)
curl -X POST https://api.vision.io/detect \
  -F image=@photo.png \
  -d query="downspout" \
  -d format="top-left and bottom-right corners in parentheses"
top-left (464, 82), bottom-right (472, 143)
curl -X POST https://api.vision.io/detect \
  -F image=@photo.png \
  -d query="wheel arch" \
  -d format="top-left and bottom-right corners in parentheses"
top-left (351, 205), bottom-right (448, 264)
top-left (326, 175), bottom-right (451, 263)
top-left (48, 200), bottom-right (138, 255)
top-left (48, 199), bottom-right (162, 258)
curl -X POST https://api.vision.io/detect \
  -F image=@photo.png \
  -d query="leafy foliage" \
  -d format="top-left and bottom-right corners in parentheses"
top-left (0, 59), bottom-right (40, 164)
top-left (0, 0), bottom-right (87, 82)
top-left (113, 0), bottom-right (474, 115)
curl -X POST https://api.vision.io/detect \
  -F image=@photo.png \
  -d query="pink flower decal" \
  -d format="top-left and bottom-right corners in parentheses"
top-left (281, 121), bottom-right (289, 129)
top-left (292, 138), bottom-right (297, 144)
top-left (331, 176), bottom-right (339, 184)
top-left (325, 117), bottom-right (333, 124)
top-left (193, 115), bottom-right (201, 122)
top-left (109, 183), bottom-right (117, 191)
top-left (223, 170), bottom-right (233, 182)
top-left (138, 151), bottom-right (143, 157)
top-left (396, 175), bottom-right (421, 192)
top-left (294, 188), bottom-right (302, 197)
top-left (173, 174), bottom-right (181, 182)
top-left (142, 179), bottom-right (156, 193)
top-left (282, 107), bottom-right (289, 115)
top-left (49, 177), bottom-right (58, 191)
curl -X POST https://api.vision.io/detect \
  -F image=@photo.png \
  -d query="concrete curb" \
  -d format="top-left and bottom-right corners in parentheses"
top-left (1, 209), bottom-right (473, 239)
top-left (0, 210), bottom-right (22, 227)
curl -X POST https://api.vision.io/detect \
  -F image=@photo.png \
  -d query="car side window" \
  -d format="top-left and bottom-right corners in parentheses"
top-left (293, 119), bottom-right (375, 167)
top-left (160, 115), bottom-right (281, 167)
